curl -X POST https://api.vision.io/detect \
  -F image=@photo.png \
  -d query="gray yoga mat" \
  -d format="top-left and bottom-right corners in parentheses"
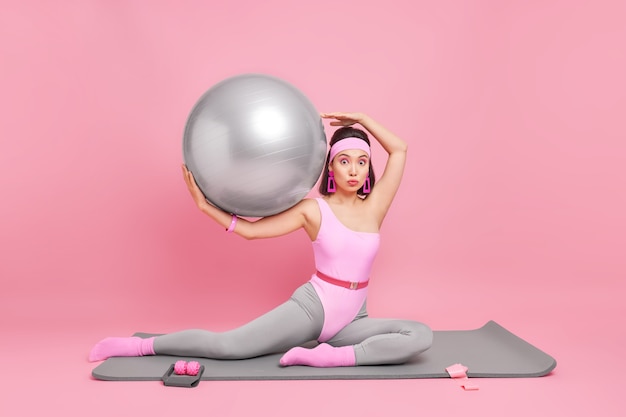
top-left (91, 321), bottom-right (556, 381)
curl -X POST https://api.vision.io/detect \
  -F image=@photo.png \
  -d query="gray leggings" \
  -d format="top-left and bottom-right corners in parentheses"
top-left (153, 283), bottom-right (433, 365)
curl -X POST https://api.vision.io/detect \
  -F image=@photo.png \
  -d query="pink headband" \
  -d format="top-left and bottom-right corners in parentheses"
top-left (329, 137), bottom-right (371, 162)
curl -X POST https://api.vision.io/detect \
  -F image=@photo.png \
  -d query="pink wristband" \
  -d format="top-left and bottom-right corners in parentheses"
top-left (226, 214), bottom-right (237, 233)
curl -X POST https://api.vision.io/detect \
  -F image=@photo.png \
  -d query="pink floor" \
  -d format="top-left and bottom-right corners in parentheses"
top-left (3, 278), bottom-right (624, 416)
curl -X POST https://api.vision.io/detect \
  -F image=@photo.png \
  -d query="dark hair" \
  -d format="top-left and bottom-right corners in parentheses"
top-left (318, 127), bottom-right (376, 197)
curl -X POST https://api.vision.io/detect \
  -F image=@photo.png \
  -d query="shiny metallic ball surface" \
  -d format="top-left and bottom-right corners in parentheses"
top-left (183, 74), bottom-right (326, 217)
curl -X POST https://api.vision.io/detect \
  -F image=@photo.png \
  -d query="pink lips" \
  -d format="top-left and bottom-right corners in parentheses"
top-left (348, 180), bottom-right (359, 186)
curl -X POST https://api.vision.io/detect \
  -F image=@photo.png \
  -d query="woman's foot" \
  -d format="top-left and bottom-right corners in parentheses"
top-left (279, 343), bottom-right (355, 367)
top-left (88, 336), bottom-right (155, 362)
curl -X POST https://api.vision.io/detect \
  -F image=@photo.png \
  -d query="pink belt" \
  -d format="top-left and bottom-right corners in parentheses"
top-left (315, 270), bottom-right (368, 290)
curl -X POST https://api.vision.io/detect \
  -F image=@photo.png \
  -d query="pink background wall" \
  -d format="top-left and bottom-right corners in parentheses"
top-left (1, 1), bottom-right (624, 416)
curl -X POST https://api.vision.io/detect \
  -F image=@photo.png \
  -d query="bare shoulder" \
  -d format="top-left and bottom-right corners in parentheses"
top-left (297, 198), bottom-right (322, 239)
top-left (297, 197), bottom-right (320, 218)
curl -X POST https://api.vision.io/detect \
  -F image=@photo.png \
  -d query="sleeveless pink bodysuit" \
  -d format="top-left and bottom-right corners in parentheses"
top-left (309, 198), bottom-right (381, 342)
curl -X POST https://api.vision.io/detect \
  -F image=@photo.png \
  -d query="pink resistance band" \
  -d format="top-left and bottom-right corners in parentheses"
top-left (446, 363), bottom-right (479, 391)
top-left (329, 137), bottom-right (371, 162)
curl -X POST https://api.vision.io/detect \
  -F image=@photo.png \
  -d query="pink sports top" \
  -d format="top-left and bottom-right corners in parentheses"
top-left (312, 198), bottom-right (380, 283)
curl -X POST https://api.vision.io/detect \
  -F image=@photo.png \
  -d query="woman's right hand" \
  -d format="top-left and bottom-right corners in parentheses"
top-left (182, 164), bottom-right (210, 211)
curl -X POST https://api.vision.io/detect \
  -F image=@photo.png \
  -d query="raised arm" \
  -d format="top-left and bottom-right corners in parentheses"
top-left (182, 165), bottom-right (319, 240)
top-left (321, 112), bottom-right (407, 218)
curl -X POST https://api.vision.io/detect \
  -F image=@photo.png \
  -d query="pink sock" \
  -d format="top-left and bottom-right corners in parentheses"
top-left (279, 343), bottom-right (356, 367)
top-left (88, 336), bottom-right (155, 362)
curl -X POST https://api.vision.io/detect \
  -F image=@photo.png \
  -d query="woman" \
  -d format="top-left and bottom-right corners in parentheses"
top-left (89, 112), bottom-right (432, 367)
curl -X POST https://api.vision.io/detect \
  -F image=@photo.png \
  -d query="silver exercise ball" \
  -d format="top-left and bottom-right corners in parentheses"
top-left (183, 74), bottom-right (327, 217)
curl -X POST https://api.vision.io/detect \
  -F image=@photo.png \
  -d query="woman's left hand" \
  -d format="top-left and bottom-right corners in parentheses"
top-left (321, 112), bottom-right (366, 127)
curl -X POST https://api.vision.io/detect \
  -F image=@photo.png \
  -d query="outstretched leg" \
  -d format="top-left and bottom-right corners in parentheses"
top-left (89, 284), bottom-right (324, 361)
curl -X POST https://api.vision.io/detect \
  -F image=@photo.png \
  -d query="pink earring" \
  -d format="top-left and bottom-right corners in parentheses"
top-left (363, 176), bottom-right (371, 194)
top-left (327, 171), bottom-right (336, 193)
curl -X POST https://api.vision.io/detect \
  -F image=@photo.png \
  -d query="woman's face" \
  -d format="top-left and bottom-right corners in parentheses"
top-left (329, 149), bottom-right (370, 192)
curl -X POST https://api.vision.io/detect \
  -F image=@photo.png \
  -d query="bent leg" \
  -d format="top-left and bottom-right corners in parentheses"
top-left (154, 284), bottom-right (324, 359)
top-left (326, 317), bottom-right (433, 365)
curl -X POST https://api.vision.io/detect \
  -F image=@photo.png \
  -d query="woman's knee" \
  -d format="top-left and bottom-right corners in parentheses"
top-left (407, 322), bottom-right (433, 354)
